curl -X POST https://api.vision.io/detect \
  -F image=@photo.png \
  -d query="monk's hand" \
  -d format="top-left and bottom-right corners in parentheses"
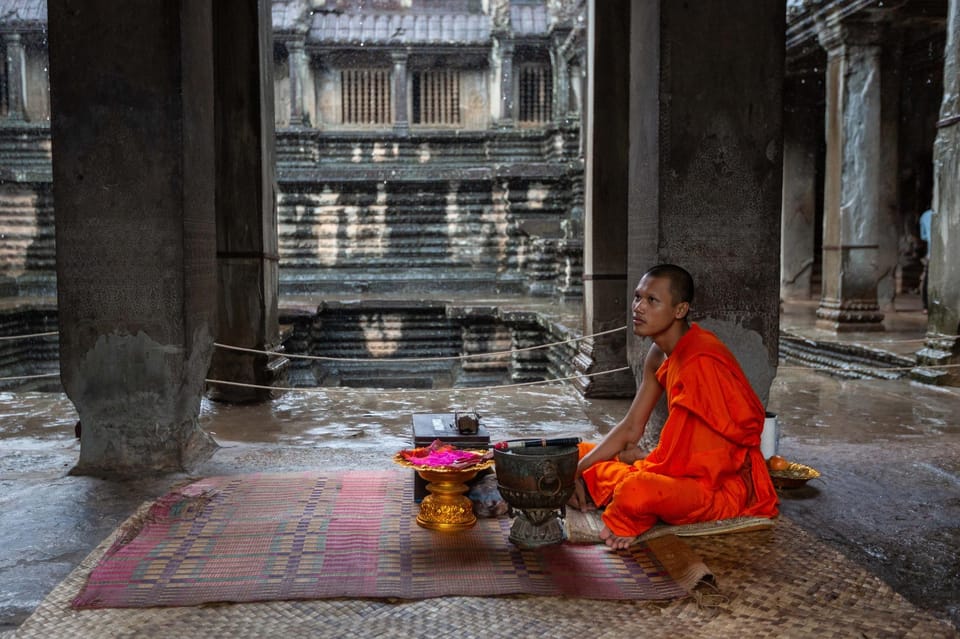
top-left (617, 446), bottom-right (644, 465)
top-left (568, 476), bottom-right (590, 512)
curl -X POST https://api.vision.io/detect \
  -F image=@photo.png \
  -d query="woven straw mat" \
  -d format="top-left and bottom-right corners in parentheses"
top-left (15, 501), bottom-right (958, 639)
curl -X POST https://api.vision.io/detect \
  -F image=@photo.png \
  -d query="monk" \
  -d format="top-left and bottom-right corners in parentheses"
top-left (569, 264), bottom-right (779, 549)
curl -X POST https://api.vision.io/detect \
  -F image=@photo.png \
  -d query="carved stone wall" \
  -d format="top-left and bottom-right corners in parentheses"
top-left (275, 125), bottom-right (583, 295)
top-left (0, 181), bottom-right (53, 296)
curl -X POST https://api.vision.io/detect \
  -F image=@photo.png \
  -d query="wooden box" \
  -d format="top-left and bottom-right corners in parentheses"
top-left (411, 413), bottom-right (490, 501)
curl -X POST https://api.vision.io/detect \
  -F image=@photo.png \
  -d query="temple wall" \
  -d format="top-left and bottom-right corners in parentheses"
top-left (0, 116), bottom-right (581, 305)
top-left (275, 126), bottom-right (582, 295)
top-left (303, 66), bottom-right (489, 130)
top-left (2, 2), bottom-right (581, 305)
top-left (0, 181), bottom-right (54, 296)
top-left (0, 129), bottom-right (581, 302)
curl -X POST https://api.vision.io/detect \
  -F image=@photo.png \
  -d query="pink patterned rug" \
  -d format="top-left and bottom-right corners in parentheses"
top-left (72, 470), bottom-right (711, 608)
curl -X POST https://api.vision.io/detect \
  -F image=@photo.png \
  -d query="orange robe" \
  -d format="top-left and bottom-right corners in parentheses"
top-left (580, 323), bottom-right (779, 537)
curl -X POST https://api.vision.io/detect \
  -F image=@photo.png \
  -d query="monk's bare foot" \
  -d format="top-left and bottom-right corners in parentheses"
top-left (599, 525), bottom-right (637, 550)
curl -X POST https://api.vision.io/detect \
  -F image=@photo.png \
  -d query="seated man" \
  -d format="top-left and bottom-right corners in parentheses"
top-left (570, 264), bottom-right (779, 549)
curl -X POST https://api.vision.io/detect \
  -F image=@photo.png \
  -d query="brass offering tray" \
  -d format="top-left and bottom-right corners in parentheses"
top-left (769, 461), bottom-right (821, 489)
top-left (392, 451), bottom-right (494, 474)
top-left (394, 452), bottom-right (494, 532)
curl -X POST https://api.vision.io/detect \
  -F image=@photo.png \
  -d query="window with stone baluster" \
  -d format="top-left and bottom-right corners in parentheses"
top-left (517, 62), bottom-right (552, 124)
top-left (341, 68), bottom-right (393, 126)
top-left (412, 69), bottom-right (461, 126)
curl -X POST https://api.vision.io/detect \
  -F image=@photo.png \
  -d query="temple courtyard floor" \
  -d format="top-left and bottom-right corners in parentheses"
top-left (1, 296), bottom-right (958, 636)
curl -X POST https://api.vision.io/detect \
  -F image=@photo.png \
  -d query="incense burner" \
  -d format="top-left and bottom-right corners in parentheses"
top-left (493, 445), bottom-right (578, 548)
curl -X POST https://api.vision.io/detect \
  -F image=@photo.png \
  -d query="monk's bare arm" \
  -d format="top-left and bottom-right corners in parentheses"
top-left (577, 345), bottom-right (665, 475)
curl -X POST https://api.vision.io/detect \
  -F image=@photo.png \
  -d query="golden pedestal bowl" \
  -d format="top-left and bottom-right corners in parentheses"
top-left (394, 453), bottom-right (494, 531)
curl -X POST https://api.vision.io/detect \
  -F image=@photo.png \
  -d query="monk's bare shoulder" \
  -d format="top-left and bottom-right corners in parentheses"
top-left (644, 343), bottom-right (666, 372)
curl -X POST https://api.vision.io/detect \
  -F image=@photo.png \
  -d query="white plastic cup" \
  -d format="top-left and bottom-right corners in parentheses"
top-left (761, 412), bottom-right (779, 459)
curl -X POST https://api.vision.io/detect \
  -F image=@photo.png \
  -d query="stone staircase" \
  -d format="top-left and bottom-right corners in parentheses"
top-left (275, 126), bottom-right (582, 298)
top-left (278, 301), bottom-right (570, 390)
top-left (0, 303), bottom-right (60, 391)
top-left (778, 329), bottom-right (916, 380)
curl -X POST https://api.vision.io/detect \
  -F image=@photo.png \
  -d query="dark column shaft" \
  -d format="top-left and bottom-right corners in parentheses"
top-left (208, 0), bottom-right (285, 403)
top-left (49, 0), bottom-right (218, 475)
top-left (627, 0), bottom-right (785, 437)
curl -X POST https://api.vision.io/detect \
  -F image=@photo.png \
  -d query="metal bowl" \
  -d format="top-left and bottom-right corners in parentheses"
top-left (769, 461), bottom-right (821, 489)
top-left (493, 445), bottom-right (578, 510)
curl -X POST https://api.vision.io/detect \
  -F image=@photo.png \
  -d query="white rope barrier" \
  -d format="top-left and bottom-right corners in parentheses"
top-left (0, 327), bottom-right (943, 353)
top-left (3, 361), bottom-right (960, 387)
top-left (0, 331), bottom-right (59, 341)
top-left (0, 372), bottom-right (61, 382)
top-left (777, 362), bottom-right (960, 373)
top-left (205, 365), bottom-right (633, 394)
top-left (214, 325), bottom-right (627, 362)
top-left (1, 325), bottom-right (959, 386)
top-left (784, 335), bottom-right (931, 345)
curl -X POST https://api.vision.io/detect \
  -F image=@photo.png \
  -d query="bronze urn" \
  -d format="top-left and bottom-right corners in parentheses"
top-left (493, 445), bottom-right (579, 548)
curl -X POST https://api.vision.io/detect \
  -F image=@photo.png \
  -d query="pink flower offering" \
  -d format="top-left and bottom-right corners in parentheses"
top-left (399, 439), bottom-right (485, 468)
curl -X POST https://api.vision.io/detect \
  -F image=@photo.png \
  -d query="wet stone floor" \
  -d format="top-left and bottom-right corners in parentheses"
top-left (1, 365), bottom-right (959, 633)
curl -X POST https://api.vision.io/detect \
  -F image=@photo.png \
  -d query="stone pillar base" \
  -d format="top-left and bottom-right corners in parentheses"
top-left (815, 300), bottom-right (885, 332)
top-left (71, 421), bottom-right (218, 478)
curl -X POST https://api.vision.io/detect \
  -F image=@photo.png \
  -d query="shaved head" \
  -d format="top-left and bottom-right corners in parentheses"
top-left (642, 264), bottom-right (694, 307)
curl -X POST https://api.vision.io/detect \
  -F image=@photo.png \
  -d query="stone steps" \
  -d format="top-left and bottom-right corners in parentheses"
top-left (0, 304), bottom-right (61, 391)
top-left (274, 301), bottom-right (563, 389)
top-left (275, 127), bottom-right (580, 167)
top-left (779, 330), bottom-right (915, 380)
top-left (0, 126), bottom-right (52, 182)
top-left (0, 124), bottom-right (583, 302)
top-left (0, 183), bottom-right (56, 295)
top-left (279, 268), bottom-right (526, 296)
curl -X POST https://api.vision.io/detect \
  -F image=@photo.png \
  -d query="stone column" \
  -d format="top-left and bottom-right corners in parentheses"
top-left (207, 0), bottom-right (286, 403)
top-left (815, 20), bottom-right (886, 331)
top-left (287, 38), bottom-right (309, 127)
top-left (575, 0), bottom-right (634, 398)
top-left (628, 0), bottom-right (784, 435)
top-left (780, 74), bottom-right (821, 300)
top-left (391, 51), bottom-right (408, 132)
top-left (915, 0), bottom-right (960, 386)
top-left (490, 0), bottom-right (514, 128)
top-left (48, 0), bottom-right (218, 476)
top-left (3, 32), bottom-right (26, 121)
top-left (547, 0), bottom-right (580, 125)
top-left (550, 31), bottom-right (572, 123)
top-left (498, 39), bottom-right (515, 128)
